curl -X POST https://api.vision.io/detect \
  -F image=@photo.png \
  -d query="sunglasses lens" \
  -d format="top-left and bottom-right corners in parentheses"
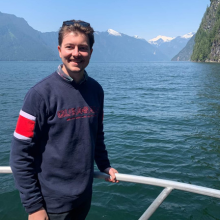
top-left (63, 21), bottom-right (90, 27)
top-left (80, 22), bottom-right (90, 27)
top-left (63, 21), bottom-right (73, 26)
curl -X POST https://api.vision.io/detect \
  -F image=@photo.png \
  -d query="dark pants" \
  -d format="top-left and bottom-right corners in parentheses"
top-left (47, 196), bottom-right (92, 220)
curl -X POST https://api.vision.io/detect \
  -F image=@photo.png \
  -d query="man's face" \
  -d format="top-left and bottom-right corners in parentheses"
top-left (58, 31), bottom-right (93, 77)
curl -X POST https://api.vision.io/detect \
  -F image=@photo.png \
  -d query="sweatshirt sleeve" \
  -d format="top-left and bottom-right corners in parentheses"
top-left (94, 91), bottom-right (111, 172)
top-left (10, 88), bottom-right (47, 214)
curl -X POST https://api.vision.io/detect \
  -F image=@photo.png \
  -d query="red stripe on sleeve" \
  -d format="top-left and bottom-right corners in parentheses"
top-left (15, 115), bottom-right (35, 138)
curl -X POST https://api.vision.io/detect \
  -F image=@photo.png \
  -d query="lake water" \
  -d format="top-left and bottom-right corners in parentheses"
top-left (0, 61), bottom-right (220, 220)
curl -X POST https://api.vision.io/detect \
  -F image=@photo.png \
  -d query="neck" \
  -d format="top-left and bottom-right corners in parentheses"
top-left (61, 65), bottom-right (84, 83)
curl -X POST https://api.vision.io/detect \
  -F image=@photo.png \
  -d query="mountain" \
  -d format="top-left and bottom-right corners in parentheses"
top-left (148, 33), bottom-right (195, 60)
top-left (91, 29), bottom-right (169, 62)
top-left (148, 35), bottom-right (175, 46)
top-left (0, 12), bottom-right (170, 61)
top-left (0, 12), bottom-right (59, 61)
top-left (171, 34), bottom-right (196, 61)
top-left (41, 31), bottom-right (59, 55)
top-left (191, 0), bottom-right (220, 62)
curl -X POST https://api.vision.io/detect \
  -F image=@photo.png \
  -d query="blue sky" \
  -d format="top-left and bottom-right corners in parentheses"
top-left (0, 0), bottom-right (210, 40)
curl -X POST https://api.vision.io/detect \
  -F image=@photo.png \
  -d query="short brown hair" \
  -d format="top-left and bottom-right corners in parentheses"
top-left (58, 20), bottom-right (95, 49)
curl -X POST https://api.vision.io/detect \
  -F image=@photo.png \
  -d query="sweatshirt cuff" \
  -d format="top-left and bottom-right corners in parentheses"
top-left (99, 164), bottom-right (111, 172)
top-left (25, 200), bottom-right (44, 214)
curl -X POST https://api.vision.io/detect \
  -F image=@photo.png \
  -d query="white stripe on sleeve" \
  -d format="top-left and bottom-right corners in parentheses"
top-left (19, 110), bottom-right (36, 121)
top-left (13, 131), bottom-right (31, 140)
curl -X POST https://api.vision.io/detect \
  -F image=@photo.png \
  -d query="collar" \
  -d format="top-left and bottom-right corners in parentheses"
top-left (56, 64), bottom-right (88, 84)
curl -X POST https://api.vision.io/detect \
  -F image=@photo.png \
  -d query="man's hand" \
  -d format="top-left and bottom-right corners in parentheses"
top-left (104, 167), bottom-right (119, 183)
top-left (28, 208), bottom-right (49, 220)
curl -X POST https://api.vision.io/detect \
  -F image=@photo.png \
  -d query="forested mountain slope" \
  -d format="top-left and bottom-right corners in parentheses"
top-left (172, 35), bottom-right (195, 61)
top-left (191, 0), bottom-right (220, 62)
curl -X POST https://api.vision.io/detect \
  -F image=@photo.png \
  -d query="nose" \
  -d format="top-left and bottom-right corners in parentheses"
top-left (72, 47), bottom-right (80, 57)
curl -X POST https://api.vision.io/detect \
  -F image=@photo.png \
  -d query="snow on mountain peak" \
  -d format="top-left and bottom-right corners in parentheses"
top-left (148, 35), bottom-right (174, 43)
top-left (107, 29), bottom-right (121, 36)
top-left (181, 32), bottom-right (195, 39)
top-left (133, 35), bottom-right (144, 40)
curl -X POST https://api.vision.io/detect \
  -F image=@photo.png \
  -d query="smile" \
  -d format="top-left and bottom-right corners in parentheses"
top-left (69, 60), bottom-right (83, 63)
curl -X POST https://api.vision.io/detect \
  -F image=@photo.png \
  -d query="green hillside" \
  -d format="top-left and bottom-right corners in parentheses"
top-left (191, 0), bottom-right (220, 62)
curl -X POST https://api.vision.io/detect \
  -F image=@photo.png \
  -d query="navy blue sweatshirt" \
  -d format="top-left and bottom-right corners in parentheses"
top-left (10, 71), bottom-right (110, 214)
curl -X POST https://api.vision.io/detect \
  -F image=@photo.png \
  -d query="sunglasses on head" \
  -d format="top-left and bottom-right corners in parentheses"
top-left (62, 20), bottom-right (90, 27)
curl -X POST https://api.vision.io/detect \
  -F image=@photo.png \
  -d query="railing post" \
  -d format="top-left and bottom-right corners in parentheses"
top-left (139, 187), bottom-right (173, 220)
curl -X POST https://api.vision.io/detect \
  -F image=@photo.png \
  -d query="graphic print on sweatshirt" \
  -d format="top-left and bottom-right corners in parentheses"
top-left (57, 106), bottom-right (100, 121)
top-left (13, 110), bottom-right (36, 140)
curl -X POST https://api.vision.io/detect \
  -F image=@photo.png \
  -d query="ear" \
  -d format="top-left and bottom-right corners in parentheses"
top-left (90, 48), bottom-right (93, 56)
top-left (58, 45), bottom-right (62, 58)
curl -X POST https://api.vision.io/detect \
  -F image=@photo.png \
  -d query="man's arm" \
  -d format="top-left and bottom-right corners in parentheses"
top-left (94, 93), bottom-right (111, 171)
top-left (10, 88), bottom-right (46, 214)
top-left (95, 93), bottom-right (119, 182)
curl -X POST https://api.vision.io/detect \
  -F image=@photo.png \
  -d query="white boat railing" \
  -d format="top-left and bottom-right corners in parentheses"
top-left (1, 166), bottom-right (220, 220)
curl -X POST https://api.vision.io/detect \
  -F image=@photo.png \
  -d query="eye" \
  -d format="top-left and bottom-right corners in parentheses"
top-left (65, 45), bottom-right (73, 49)
top-left (79, 46), bottom-right (89, 51)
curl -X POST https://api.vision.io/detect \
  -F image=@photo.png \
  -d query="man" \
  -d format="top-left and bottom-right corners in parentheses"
top-left (10, 20), bottom-right (118, 220)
